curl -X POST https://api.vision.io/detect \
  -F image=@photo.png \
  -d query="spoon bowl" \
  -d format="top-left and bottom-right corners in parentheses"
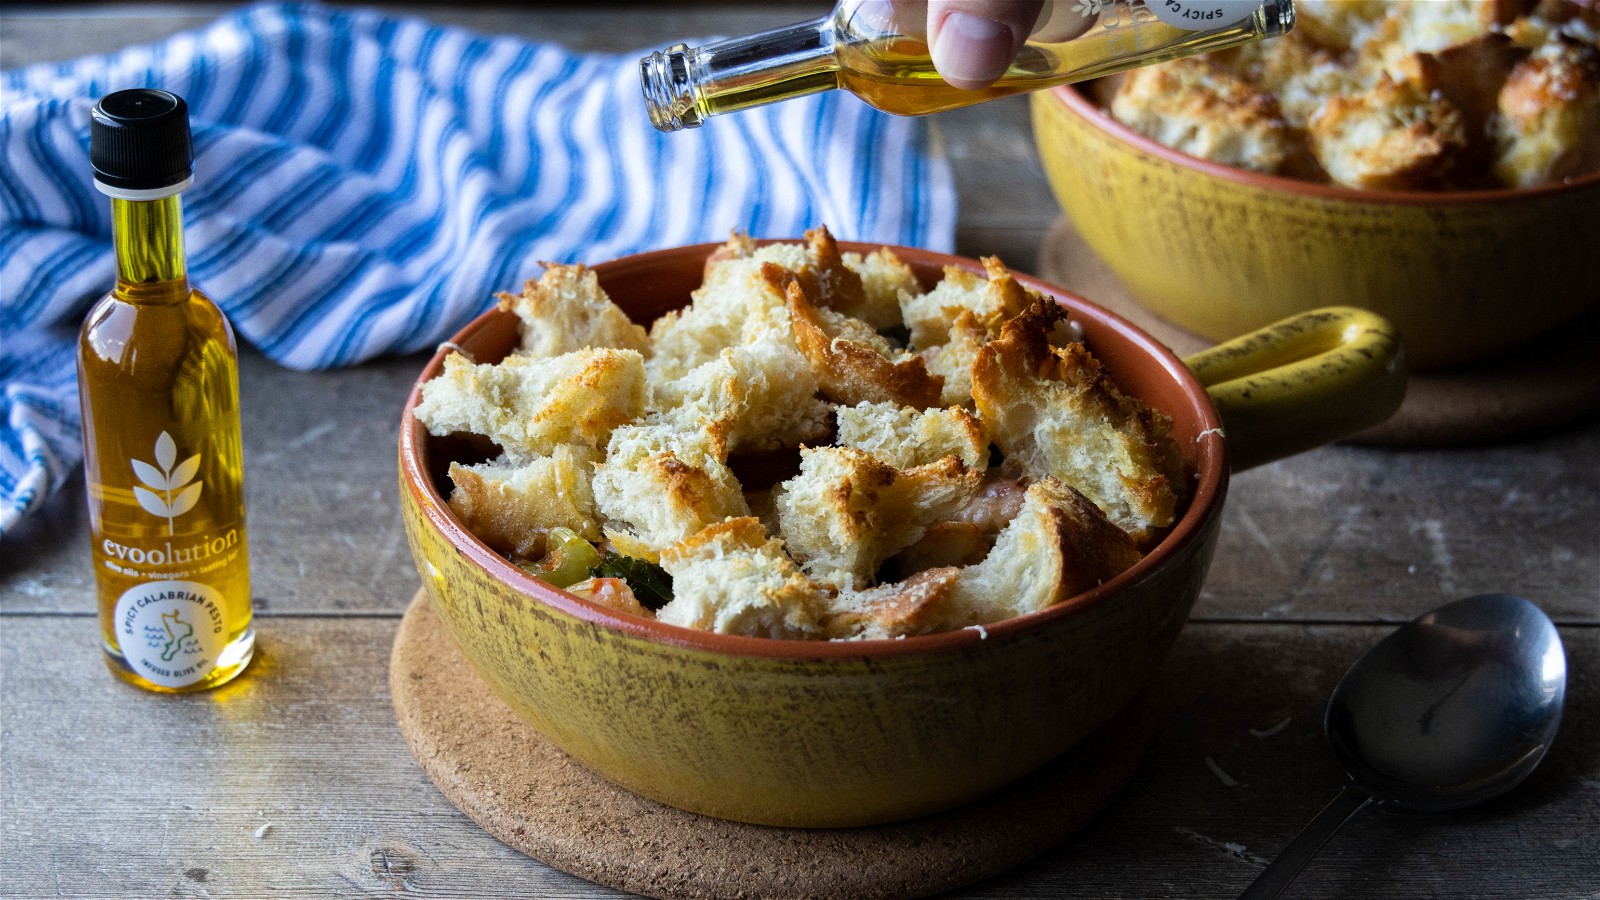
top-left (1327, 593), bottom-right (1567, 812)
top-left (1241, 593), bottom-right (1567, 899)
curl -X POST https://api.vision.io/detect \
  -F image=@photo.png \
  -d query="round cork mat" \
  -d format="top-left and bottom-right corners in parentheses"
top-left (1038, 218), bottom-right (1600, 445)
top-left (390, 590), bottom-right (1154, 900)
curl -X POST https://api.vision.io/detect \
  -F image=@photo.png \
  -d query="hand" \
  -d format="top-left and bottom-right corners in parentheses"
top-left (926, 1), bottom-right (1094, 89)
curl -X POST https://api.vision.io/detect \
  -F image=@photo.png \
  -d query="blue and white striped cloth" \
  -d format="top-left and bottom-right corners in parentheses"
top-left (0, 2), bottom-right (956, 537)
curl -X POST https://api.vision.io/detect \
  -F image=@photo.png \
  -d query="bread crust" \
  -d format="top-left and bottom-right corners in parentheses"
top-left (972, 301), bottom-right (1186, 546)
top-left (498, 262), bottom-right (649, 357)
top-left (776, 267), bottom-right (945, 410)
top-left (414, 348), bottom-right (645, 458)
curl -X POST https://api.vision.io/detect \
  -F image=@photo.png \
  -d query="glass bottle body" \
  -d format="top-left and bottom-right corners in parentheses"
top-left (79, 194), bottom-right (254, 692)
top-left (642, 0), bottom-right (1294, 130)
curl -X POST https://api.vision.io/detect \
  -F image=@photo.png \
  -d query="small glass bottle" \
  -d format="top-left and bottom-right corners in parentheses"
top-left (642, 0), bottom-right (1294, 131)
top-left (79, 89), bottom-right (254, 692)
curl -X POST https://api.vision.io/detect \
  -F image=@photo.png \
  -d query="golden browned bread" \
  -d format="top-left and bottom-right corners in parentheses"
top-left (427, 232), bottom-right (1199, 641)
top-left (971, 301), bottom-right (1186, 546)
top-left (1390, 34), bottom-right (1528, 174)
top-left (842, 247), bottom-right (919, 330)
top-left (497, 262), bottom-right (649, 357)
top-left (646, 238), bottom-right (812, 385)
top-left (833, 401), bottom-right (989, 470)
top-left (652, 339), bottom-right (832, 453)
top-left (591, 418), bottom-right (750, 554)
top-left (1308, 72), bottom-right (1472, 190)
top-left (773, 447), bottom-right (983, 590)
top-left (1493, 38), bottom-right (1600, 185)
top-left (898, 256), bottom-right (1036, 352)
top-left (1105, 0), bottom-right (1597, 188)
top-left (446, 444), bottom-right (602, 557)
top-left (899, 257), bottom-right (1043, 407)
top-left (1110, 57), bottom-right (1298, 174)
top-left (774, 267), bottom-right (945, 410)
top-left (414, 348), bottom-right (645, 458)
top-left (655, 517), bottom-right (827, 638)
top-left (823, 477), bottom-right (1142, 639)
top-left (821, 567), bottom-right (962, 640)
top-left (941, 478), bottom-right (1143, 626)
top-left (1291, 0), bottom-right (1392, 51)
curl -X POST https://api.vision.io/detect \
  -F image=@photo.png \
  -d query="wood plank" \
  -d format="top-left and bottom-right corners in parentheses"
top-left (1, 616), bottom-right (1594, 898)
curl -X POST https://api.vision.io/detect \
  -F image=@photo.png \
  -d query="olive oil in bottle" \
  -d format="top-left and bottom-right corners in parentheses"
top-left (79, 89), bottom-right (254, 692)
top-left (641, 0), bottom-right (1293, 131)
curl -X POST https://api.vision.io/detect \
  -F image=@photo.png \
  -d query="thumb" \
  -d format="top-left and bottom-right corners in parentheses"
top-left (928, 0), bottom-right (1046, 90)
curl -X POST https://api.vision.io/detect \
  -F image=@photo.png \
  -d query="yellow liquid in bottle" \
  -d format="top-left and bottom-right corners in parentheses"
top-left (79, 195), bottom-right (253, 693)
top-left (833, 14), bottom-right (1267, 116)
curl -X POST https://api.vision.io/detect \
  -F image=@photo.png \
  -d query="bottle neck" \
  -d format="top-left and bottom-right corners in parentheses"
top-left (641, 17), bottom-right (840, 131)
top-left (111, 193), bottom-right (188, 301)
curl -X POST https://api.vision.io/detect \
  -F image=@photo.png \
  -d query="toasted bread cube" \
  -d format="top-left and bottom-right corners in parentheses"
top-left (649, 225), bottom-right (889, 384)
top-left (843, 247), bottom-right (918, 330)
top-left (655, 518), bottom-right (826, 638)
top-left (1390, 0), bottom-right (1502, 56)
top-left (1292, 0), bottom-right (1391, 51)
top-left (1218, 29), bottom-right (1367, 130)
top-left (414, 349), bottom-right (645, 458)
top-left (498, 263), bottom-right (648, 357)
top-left (824, 477), bottom-right (1142, 638)
top-left (446, 445), bottom-right (602, 557)
top-left (1494, 39), bottom-right (1600, 186)
top-left (1391, 35), bottom-right (1527, 161)
top-left (1308, 72), bottom-right (1471, 189)
top-left (774, 447), bottom-right (983, 590)
top-left (943, 478), bottom-right (1143, 626)
top-left (654, 336), bottom-right (832, 454)
top-left (1111, 57), bottom-right (1297, 175)
top-left (647, 241), bottom-right (813, 384)
top-left (822, 567), bottom-right (963, 640)
top-left (592, 419), bottom-right (751, 553)
top-left (898, 257), bottom-right (1037, 352)
top-left (972, 301), bottom-right (1186, 546)
top-left (834, 401), bottom-right (989, 470)
top-left (774, 267), bottom-right (944, 410)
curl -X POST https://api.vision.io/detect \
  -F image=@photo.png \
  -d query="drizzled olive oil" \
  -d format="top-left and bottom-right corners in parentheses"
top-left (79, 89), bottom-right (254, 692)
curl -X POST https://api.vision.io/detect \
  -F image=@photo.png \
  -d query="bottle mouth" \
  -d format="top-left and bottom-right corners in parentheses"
top-left (1263, 0), bottom-right (1295, 38)
top-left (640, 44), bottom-right (702, 133)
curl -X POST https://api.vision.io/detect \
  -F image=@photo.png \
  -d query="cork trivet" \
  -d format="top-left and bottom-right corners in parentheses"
top-left (1038, 218), bottom-right (1600, 445)
top-left (391, 590), bottom-right (1153, 900)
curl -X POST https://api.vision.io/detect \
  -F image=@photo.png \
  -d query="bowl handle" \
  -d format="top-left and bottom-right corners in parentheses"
top-left (1182, 307), bottom-right (1407, 473)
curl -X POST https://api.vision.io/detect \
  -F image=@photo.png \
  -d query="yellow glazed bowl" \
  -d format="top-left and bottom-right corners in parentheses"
top-left (399, 242), bottom-right (1405, 828)
top-left (1031, 84), bottom-right (1600, 371)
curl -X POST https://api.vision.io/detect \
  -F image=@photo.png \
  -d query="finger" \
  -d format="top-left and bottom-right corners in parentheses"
top-left (928, 0), bottom-right (1046, 89)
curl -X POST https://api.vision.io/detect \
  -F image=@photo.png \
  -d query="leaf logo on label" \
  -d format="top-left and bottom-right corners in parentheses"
top-left (132, 431), bottom-right (203, 536)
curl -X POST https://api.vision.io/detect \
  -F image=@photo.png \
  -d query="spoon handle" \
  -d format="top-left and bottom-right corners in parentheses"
top-left (1238, 786), bottom-right (1375, 900)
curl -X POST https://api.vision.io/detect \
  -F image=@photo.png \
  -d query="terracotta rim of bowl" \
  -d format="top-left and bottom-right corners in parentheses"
top-left (399, 242), bottom-right (1230, 661)
top-left (1049, 83), bottom-right (1600, 206)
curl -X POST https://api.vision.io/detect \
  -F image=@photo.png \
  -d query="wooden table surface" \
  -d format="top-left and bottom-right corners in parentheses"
top-left (3, 4), bottom-right (1597, 899)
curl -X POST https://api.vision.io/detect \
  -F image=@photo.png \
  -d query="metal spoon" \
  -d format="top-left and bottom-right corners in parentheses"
top-left (1240, 593), bottom-right (1567, 899)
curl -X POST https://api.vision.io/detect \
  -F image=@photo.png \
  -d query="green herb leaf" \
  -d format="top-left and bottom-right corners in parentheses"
top-left (589, 551), bottom-right (674, 611)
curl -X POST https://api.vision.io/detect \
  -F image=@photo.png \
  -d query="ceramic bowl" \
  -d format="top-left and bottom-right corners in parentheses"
top-left (399, 242), bottom-right (1405, 828)
top-left (1031, 83), bottom-right (1600, 371)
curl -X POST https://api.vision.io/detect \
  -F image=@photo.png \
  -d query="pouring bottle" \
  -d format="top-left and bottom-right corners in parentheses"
top-left (642, 0), bottom-right (1294, 131)
top-left (78, 88), bottom-right (255, 692)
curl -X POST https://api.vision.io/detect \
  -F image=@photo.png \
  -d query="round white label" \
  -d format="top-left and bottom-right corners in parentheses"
top-left (113, 580), bottom-right (227, 687)
top-left (1145, 0), bottom-right (1257, 30)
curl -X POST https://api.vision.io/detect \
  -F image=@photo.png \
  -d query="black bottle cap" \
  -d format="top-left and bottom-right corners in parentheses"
top-left (90, 89), bottom-right (193, 193)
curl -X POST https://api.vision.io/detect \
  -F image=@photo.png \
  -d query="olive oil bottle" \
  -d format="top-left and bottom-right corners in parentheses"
top-left (641, 0), bottom-right (1293, 131)
top-left (79, 89), bottom-right (254, 692)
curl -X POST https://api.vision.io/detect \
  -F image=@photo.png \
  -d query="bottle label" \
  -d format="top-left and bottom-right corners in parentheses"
top-left (1142, 0), bottom-right (1257, 29)
top-left (113, 580), bottom-right (228, 687)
